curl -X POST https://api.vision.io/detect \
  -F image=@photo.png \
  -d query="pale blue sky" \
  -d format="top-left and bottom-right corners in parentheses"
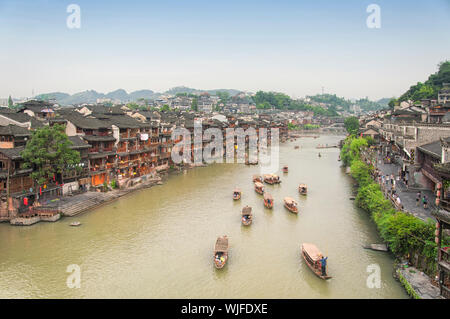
top-left (0, 0), bottom-right (449, 100)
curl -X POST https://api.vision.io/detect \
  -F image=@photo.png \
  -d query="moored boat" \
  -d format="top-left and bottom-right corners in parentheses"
top-left (301, 243), bottom-right (331, 280)
top-left (241, 206), bottom-right (253, 226)
top-left (263, 192), bottom-right (273, 209)
top-left (298, 184), bottom-right (308, 195)
top-left (284, 197), bottom-right (298, 214)
top-left (254, 182), bottom-right (265, 194)
top-left (252, 175), bottom-right (263, 183)
top-left (233, 188), bottom-right (241, 200)
top-left (263, 174), bottom-right (281, 185)
top-left (214, 236), bottom-right (229, 269)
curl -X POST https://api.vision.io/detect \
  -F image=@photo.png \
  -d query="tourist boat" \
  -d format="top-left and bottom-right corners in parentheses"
top-left (283, 166), bottom-right (288, 173)
top-left (301, 243), bottom-right (331, 280)
top-left (70, 221), bottom-right (81, 227)
top-left (214, 236), bottom-right (229, 269)
top-left (233, 188), bottom-right (241, 200)
top-left (241, 206), bottom-right (253, 226)
top-left (252, 175), bottom-right (263, 183)
top-left (284, 197), bottom-right (298, 214)
top-left (263, 192), bottom-right (273, 209)
top-left (298, 184), bottom-right (308, 195)
top-left (254, 182), bottom-right (265, 195)
top-left (263, 174), bottom-right (281, 185)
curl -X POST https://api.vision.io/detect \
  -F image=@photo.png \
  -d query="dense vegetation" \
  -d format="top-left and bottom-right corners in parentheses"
top-left (341, 136), bottom-right (448, 275)
top-left (390, 60), bottom-right (450, 106)
top-left (21, 124), bottom-right (81, 185)
top-left (344, 116), bottom-right (359, 135)
top-left (252, 91), bottom-right (339, 116)
top-left (308, 94), bottom-right (386, 113)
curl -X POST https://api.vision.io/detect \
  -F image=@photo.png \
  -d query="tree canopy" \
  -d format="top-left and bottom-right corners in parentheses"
top-left (21, 124), bottom-right (81, 185)
top-left (344, 116), bottom-right (359, 135)
top-left (251, 91), bottom-right (339, 116)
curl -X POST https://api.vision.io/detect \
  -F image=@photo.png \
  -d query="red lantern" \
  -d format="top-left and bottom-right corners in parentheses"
top-left (436, 198), bottom-right (440, 206)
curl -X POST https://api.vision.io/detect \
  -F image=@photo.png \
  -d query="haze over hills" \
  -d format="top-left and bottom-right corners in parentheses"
top-left (31, 86), bottom-right (390, 113)
top-left (34, 87), bottom-right (244, 106)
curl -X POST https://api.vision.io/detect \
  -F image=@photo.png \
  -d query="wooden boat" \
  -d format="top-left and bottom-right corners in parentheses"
top-left (214, 236), bottom-right (229, 269)
top-left (284, 197), bottom-right (298, 214)
top-left (254, 182), bottom-right (264, 194)
top-left (70, 221), bottom-right (81, 227)
top-left (301, 243), bottom-right (331, 280)
top-left (263, 174), bottom-right (281, 185)
top-left (241, 206), bottom-right (253, 226)
top-left (252, 175), bottom-right (263, 183)
top-left (298, 184), bottom-right (308, 195)
top-left (263, 192), bottom-right (273, 209)
top-left (233, 188), bottom-right (241, 200)
top-left (283, 166), bottom-right (288, 173)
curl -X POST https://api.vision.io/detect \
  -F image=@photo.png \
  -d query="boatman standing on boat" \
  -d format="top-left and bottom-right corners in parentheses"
top-left (320, 255), bottom-right (328, 276)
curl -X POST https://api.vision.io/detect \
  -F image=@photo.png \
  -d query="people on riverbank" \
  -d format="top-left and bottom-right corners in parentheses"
top-left (416, 191), bottom-right (421, 207)
top-left (422, 195), bottom-right (428, 209)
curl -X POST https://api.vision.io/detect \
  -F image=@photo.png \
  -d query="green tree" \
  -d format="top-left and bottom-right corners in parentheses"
top-left (8, 95), bottom-right (13, 108)
top-left (126, 102), bottom-right (140, 110)
top-left (161, 104), bottom-right (171, 112)
top-left (388, 98), bottom-right (397, 109)
top-left (344, 116), bottom-right (359, 134)
top-left (20, 124), bottom-right (81, 185)
top-left (216, 91), bottom-right (230, 105)
top-left (191, 98), bottom-right (198, 111)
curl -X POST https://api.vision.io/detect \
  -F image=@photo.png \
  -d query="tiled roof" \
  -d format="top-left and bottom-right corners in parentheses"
top-left (417, 137), bottom-right (450, 159)
top-left (68, 135), bottom-right (91, 149)
top-left (0, 146), bottom-right (25, 160)
top-left (64, 113), bottom-right (111, 129)
top-left (0, 124), bottom-right (31, 136)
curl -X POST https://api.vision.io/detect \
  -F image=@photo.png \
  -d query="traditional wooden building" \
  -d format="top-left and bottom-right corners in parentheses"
top-left (0, 146), bottom-right (34, 218)
top-left (0, 124), bottom-right (31, 148)
top-left (64, 113), bottom-right (117, 187)
top-left (432, 209), bottom-right (450, 299)
top-left (416, 137), bottom-right (450, 190)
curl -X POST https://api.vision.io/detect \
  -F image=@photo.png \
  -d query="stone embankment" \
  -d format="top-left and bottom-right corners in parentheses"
top-left (395, 262), bottom-right (442, 299)
top-left (7, 175), bottom-right (164, 225)
top-left (57, 176), bottom-right (163, 217)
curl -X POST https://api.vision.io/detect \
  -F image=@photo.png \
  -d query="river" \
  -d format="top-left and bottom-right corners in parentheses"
top-left (0, 135), bottom-right (407, 298)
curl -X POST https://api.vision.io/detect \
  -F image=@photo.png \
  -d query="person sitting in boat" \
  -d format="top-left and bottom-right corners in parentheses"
top-left (320, 255), bottom-right (328, 276)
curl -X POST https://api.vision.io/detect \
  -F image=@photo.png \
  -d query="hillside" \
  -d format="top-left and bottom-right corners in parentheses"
top-left (165, 86), bottom-right (242, 96)
top-left (397, 60), bottom-right (450, 103)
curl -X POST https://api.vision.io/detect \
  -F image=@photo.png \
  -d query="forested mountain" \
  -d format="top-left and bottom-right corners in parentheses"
top-left (391, 60), bottom-right (450, 106)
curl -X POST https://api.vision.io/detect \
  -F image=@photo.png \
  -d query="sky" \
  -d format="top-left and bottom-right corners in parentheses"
top-left (0, 0), bottom-right (449, 100)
